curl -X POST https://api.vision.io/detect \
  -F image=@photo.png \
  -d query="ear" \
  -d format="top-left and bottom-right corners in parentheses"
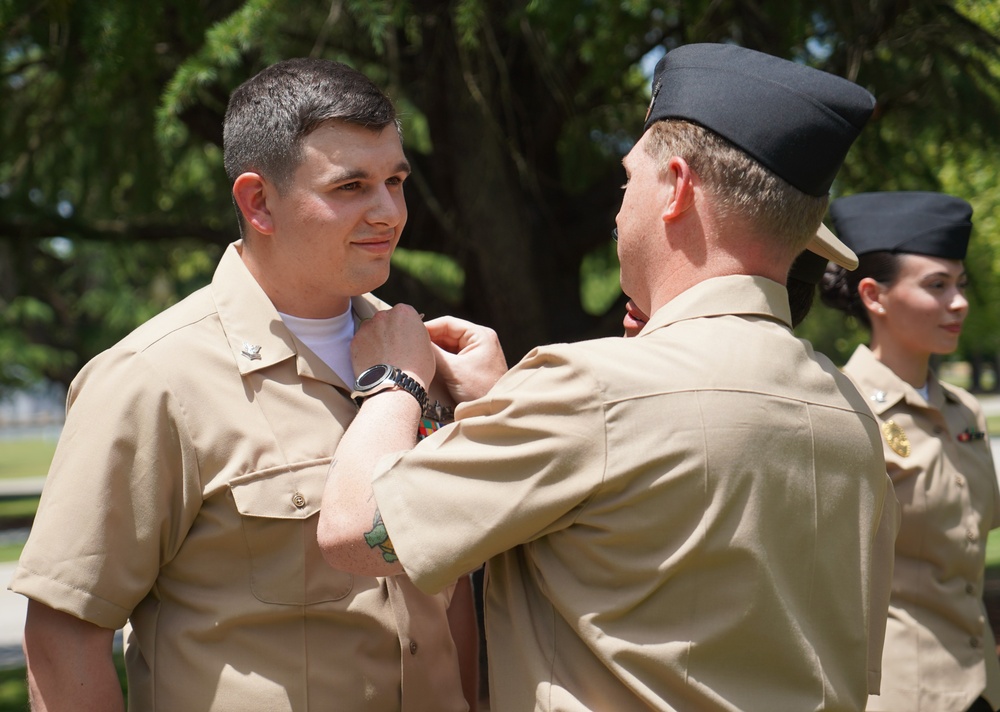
top-left (857, 276), bottom-right (886, 317)
top-left (232, 172), bottom-right (275, 235)
top-left (661, 156), bottom-right (695, 223)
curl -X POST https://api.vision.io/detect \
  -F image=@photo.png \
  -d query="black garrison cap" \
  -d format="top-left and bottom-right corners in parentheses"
top-left (643, 43), bottom-right (876, 198)
top-left (641, 43), bottom-right (875, 269)
top-left (829, 192), bottom-right (973, 260)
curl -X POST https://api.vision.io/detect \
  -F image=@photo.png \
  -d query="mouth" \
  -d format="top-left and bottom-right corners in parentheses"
top-left (352, 234), bottom-right (395, 254)
top-left (941, 323), bottom-right (963, 335)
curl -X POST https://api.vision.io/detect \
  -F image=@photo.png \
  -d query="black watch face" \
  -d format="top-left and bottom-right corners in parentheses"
top-left (357, 364), bottom-right (392, 389)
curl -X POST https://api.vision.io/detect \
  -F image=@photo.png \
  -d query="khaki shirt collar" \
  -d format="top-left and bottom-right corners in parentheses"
top-left (211, 242), bottom-right (383, 388)
top-left (639, 274), bottom-right (792, 337)
top-left (844, 343), bottom-right (958, 415)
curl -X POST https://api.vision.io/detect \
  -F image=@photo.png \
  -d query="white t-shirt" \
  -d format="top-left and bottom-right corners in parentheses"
top-left (279, 305), bottom-right (356, 386)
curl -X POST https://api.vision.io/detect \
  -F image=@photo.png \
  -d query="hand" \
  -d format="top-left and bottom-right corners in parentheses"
top-left (425, 316), bottom-right (507, 403)
top-left (351, 304), bottom-right (436, 388)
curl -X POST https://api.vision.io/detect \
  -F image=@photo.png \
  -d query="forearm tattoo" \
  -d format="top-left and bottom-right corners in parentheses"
top-left (364, 508), bottom-right (398, 563)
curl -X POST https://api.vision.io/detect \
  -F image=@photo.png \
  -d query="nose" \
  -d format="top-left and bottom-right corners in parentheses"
top-left (369, 184), bottom-right (406, 227)
top-left (950, 288), bottom-right (969, 314)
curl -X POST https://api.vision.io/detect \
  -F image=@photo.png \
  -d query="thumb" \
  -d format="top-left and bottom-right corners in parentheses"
top-left (432, 343), bottom-right (460, 390)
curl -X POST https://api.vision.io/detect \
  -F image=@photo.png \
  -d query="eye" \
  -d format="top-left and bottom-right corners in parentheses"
top-left (339, 181), bottom-right (361, 192)
top-left (386, 175), bottom-right (406, 187)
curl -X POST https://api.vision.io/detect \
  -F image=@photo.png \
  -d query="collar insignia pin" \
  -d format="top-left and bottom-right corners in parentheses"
top-left (241, 342), bottom-right (262, 361)
top-left (872, 390), bottom-right (886, 403)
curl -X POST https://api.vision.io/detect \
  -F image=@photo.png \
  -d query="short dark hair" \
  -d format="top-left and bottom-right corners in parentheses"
top-left (819, 251), bottom-right (903, 328)
top-left (223, 58), bottom-right (397, 191)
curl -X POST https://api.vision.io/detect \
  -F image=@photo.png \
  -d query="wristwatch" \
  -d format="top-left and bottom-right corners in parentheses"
top-left (352, 364), bottom-right (428, 413)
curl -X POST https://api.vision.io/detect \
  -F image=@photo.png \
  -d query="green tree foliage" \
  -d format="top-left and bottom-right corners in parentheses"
top-left (0, 0), bottom-right (238, 390)
top-left (2, 0), bottom-right (999, 393)
top-left (796, 0), bottom-right (1000, 380)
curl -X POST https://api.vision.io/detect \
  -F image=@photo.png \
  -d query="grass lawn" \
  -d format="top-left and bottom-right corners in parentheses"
top-left (987, 529), bottom-right (1000, 571)
top-left (0, 667), bottom-right (29, 711)
top-left (0, 543), bottom-right (26, 564)
top-left (0, 496), bottom-right (38, 562)
top-left (0, 438), bottom-right (50, 563)
top-left (0, 497), bottom-right (36, 562)
top-left (0, 439), bottom-right (55, 480)
top-left (0, 498), bottom-right (39, 520)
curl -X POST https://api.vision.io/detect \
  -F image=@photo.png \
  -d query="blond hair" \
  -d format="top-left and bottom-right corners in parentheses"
top-left (643, 120), bottom-right (828, 255)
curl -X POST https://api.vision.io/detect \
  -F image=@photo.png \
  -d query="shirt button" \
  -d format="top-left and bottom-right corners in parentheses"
top-left (956, 475), bottom-right (965, 488)
top-left (970, 637), bottom-right (981, 649)
top-left (967, 583), bottom-right (977, 595)
top-left (933, 426), bottom-right (945, 434)
top-left (409, 641), bottom-right (418, 655)
top-left (292, 493), bottom-right (306, 508)
top-left (967, 529), bottom-right (978, 542)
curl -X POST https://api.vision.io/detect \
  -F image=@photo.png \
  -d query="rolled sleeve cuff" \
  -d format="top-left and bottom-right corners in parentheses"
top-left (371, 451), bottom-right (457, 596)
top-left (9, 565), bottom-right (130, 630)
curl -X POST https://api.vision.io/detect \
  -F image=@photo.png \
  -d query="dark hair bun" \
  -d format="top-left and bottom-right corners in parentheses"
top-left (819, 251), bottom-right (901, 328)
top-left (819, 265), bottom-right (856, 315)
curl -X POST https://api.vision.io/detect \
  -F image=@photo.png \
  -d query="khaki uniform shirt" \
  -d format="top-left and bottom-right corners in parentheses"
top-left (373, 275), bottom-right (895, 711)
top-left (845, 345), bottom-right (1000, 712)
top-left (11, 243), bottom-right (467, 712)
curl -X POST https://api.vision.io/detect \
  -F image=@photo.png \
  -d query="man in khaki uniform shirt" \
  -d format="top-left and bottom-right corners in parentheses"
top-left (10, 59), bottom-right (473, 711)
top-left (319, 44), bottom-right (895, 711)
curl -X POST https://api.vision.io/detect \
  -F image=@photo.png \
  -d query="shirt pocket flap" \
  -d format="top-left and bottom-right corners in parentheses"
top-left (230, 460), bottom-right (327, 521)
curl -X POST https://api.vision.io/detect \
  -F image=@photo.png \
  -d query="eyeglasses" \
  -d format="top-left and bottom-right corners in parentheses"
top-left (612, 228), bottom-right (618, 242)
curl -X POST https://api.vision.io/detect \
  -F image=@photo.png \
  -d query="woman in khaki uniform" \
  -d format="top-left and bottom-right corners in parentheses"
top-left (821, 191), bottom-right (1000, 712)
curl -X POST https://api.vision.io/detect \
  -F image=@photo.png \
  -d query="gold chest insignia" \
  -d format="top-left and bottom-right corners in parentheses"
top-left (882, 420), bottom-right (911, 457)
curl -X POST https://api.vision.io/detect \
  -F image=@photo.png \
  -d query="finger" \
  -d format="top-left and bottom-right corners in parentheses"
top-left (368, 303), bottom-right (421, 329)
top-left (431, 343), bottom-right (459, 382)
top-left (425, 316), bottom-right (478, 353)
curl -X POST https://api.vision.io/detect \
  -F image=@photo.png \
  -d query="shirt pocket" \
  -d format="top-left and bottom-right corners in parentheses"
top-left (230, 461), bottom-right (353, 604)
